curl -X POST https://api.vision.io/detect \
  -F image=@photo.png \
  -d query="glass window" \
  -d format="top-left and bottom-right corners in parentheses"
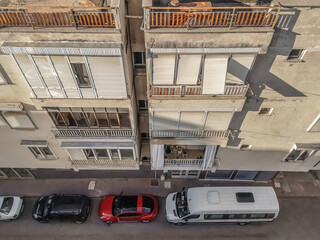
top-left (184, 214), bottom-right (200, 220)
top-left (250, 213), bottom-right (268, 219)
top-left (0, 197), bottom-right (14, 215)
top-left (95, 149), bottom-right (108, 159)
top-left (204, 214), bottom-right (224, 220)
top-left (236, 192), bottom-right (255, 203)
top-left (83, 149), bottom-right (95, 159)
top-left (142, 196), bottom-right (154, 213)
top-left (119, 213), bottom-right (141, 217)
top-left (120, 149), bottom-right (134, 159)
top-left (28, 146), bottom-right (55, 160)
top-left (285, 150), bottom-right (302, 161)
top-left (70, 63), bottom-right (91, 87)
top-left (110, 149), bottom-right (120, 159)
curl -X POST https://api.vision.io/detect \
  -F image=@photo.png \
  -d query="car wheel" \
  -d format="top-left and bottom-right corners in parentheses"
top-left (141, 220), bottom-right (150, 223)
top-left (175, 222), bottom-right (184, 226)
top-left (105, 220), bottom-right (114, 224)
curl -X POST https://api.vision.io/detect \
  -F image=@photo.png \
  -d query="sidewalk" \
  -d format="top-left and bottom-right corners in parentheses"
top-left (0, 172), bottom-right (319, 198)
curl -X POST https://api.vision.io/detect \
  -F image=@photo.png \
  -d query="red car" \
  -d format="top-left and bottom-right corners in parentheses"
top-left (99, 195), bottom-right (158, 224)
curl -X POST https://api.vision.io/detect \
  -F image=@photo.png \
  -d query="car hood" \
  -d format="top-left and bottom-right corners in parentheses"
top-left (165, 193), bottom-right (181, 223)
top-left (99, 195), bottom-right (114, 218)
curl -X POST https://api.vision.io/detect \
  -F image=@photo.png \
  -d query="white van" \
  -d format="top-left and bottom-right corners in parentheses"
top-left (165, 186), bottom-right (279, 225)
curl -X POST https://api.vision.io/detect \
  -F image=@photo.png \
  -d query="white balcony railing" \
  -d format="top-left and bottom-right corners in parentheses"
top-left (70, 159), bottom-right (137, 167)
top-left (149, 85), bottom-right (249, 97)
top-left (52, 129), bottom-right (134, 138)
top-left (151, 130), bottom-right (231, 139)
top-left (164, 158), bottom-right (203, 166)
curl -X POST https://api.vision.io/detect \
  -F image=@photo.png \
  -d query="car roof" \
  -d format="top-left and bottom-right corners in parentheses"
top-left (49, 195), bottom-right (87, 215)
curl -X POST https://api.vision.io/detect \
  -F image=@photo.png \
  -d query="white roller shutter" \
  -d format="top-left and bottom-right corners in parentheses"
top-left (204, 111), bottom-right (234, 131)
top-left (226, 54), bottom-right (255, 84)
top-left (152, 54), bottom-right (175, 85)
top-left (176, 55), bottom-right (202, 85)
top-left (14, 55), bottom-right (43, 88)
top-left (202, 55), bottom-right (228, 95)
top-left (67, 149), bottom-right (87, 160)
top-left (32, 56), bottom-right (59, 88)
top-left (179, 111), bottom-right (205, 130)
top-left (87, 57), bottom-right (126, 98)
top-left (50, 56), bottom-right (77, 89)
top-left (153, 111), bottom-right (179, 130)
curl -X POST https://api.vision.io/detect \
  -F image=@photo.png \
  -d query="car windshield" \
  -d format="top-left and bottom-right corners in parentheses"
top-left (0, 197), bottom-right (14, 215)
top-left (142, 196), bottom-right (154, 213)
top-left (176, 191), bottom-right (189, 218)
top-left (112, 196), bottom-right (137, 216)
top-left (43, 196), bottom-right (53, 217)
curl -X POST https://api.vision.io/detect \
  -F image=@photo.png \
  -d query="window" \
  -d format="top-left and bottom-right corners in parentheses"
top-left (141, 133), bottom-right (150, 140)
top-left (45, 107), bottom-right (131, 129)
top-left (68, 148), bottom-right (135, 161)
top-left (0, 111), bottom-right (35, 129)
top-left (138, 100), bottom-right (148, 111)
top-left (258, 108), bottom-right (273, 115)
top-left (284, 144), bottom-right (318, 162)
top-left (21, 140), bottom-right (56, 160)
top-left (240, 144), bottom-right (251, 151)
top-left (307, 114), bottom-right (320, 132)
top-left (204, 214), bottom-right (224, 220)
top-left (287, 49), bottom-right (306, 61)
top-left (183, 214), bottom-right (200, 220)
top-left (133, 52), bottom-right (146, 71)
top-left (236, 192), bottom-right (255, 203)
top-left (69, 56), bottom-right (91, 88)
top-left (0, 197), bottom-right (14, 215)
top-left (249, 213), bottom-right (268, 219)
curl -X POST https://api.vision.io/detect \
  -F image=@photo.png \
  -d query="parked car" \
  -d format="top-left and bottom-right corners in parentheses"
top-left (99, 195), bottom-right (158, 223)
top-left (32, 194), bottom-right (91, 223)
top-left (0, 196), bottom-right (24, 221)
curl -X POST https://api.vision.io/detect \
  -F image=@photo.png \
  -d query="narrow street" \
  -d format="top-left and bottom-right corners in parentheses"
top-left (1, 197), bottom-right (319, 240)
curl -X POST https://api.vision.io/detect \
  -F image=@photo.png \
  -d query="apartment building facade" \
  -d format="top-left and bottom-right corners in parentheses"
top-left (0, 0), bottom-right (319, 181)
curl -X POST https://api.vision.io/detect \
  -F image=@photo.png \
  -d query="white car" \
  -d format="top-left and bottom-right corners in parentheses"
top-left (0, 196), bottom-right (24, 221)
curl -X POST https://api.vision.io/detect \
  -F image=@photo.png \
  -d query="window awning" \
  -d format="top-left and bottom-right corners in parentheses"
top-left (0, 102), bottom-right (23, 111)
top-left (21, 140), bottom-right (47, 147)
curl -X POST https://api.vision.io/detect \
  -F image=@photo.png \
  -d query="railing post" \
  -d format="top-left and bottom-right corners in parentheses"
top-left (187, 9), bottom-right (191, 30)
top-left (229, 8), bottom-right (235, 30)
top-left (24, 9), bottom-right (34, 29)
top-left (70, 9), bottom-right (78, 30)
top-left (272, 5), bottom-right (281, 29)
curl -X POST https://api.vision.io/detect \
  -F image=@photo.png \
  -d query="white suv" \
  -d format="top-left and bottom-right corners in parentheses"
top-left (0, 196), bottom-right (24, 221)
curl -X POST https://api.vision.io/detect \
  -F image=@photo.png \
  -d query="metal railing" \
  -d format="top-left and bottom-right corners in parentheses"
top-left (52, 129), bottom-right (134, 138)
top-left (70, 159), bottom-right (137, 167)
top-left (144, 5), bottom-right (281, 30)
top-left (149, 84), bottom-right (249, 97)
top-left (164, 158), bottom-right (203, 166)
top-left (0, 7), bottom-right (115, 29)
top-left (151, 130), bottom-right (231, 139)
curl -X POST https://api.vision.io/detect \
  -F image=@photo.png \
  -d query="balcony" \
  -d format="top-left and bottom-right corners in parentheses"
top-left (70, 159), bottom-right (138, 168)
top-left (151, 129), bottom-right (230, 139)
top-left (149, 84), bottom-right (249, 97)
top-left (164, 158), bottom-right (203, 166)
top-left (144, 3), bottom-right (281, 31)
top-left (52, 129), bottom-right (134, 139)
top-left (0, 6), bottom-right (116, 30)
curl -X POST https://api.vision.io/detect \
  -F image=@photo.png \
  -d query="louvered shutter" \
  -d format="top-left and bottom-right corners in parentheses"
top-left (152, 54), bottom-right (175, 85)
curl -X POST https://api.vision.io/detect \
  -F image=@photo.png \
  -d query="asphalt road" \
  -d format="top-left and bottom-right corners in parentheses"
top-left (1, 197), bottom-right (319, 240)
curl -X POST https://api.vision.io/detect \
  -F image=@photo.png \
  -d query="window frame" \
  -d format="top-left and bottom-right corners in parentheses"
top-left (283, 144), bottom-right (318, 162)
top-left (287, 49), bottom-right (306, 61)
top-left (28, 146), bottom-right (56, 160)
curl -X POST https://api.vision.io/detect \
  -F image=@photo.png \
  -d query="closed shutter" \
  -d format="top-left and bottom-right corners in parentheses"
top-left (67, 149), bottom-right (87, 160)
top-left (202, 55), bottom-right (228, 95)
top-left (1, 111), bottom-right (35, 129)
top-left (14, 55), bottom-right (43, 88)
top-left (50, 56), bottom-right (79, 98)
top-left (226, 54), bottom-right (255, 84)
top-left (153, 111), bottom-right (179, 130)
top-left (204, 111), bottom-right (234, 131)
top-left (176, 55), bottom-right (202, 85)
top-left (32, 56), bottom-right (59, 88)
top-left (151, 144), bottom-right (164, 169)
top-left (152, 54), bottom-right (175, 85)
top-left (179, 111), bottom-right (205, 130)
top-left (87, 57), bottom-right (126, 98)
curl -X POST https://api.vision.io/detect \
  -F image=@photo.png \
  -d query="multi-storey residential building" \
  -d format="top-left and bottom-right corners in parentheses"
top-left (142, 0), bottom-right (320, 181)
top-left (0, 0), bottom-right (140, 179)
top-left (0, 0), bottom-right (319, 181)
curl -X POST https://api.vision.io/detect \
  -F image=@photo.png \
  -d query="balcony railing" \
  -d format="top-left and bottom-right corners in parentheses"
top-left (52, 129), bottom-right (134, 138)
top-left (0, 7), bottom-right (116, 29)
top-left (164, 158), bottom-right (203, 166)
top-left (149, 84), bottom-right (249, 97)
top-left (151, 130), bottom-right (231, 139)
top-left (70, 159), bottom-right (137, 167)
top-left (144, 5), bottom-right (281, 30)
